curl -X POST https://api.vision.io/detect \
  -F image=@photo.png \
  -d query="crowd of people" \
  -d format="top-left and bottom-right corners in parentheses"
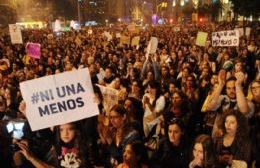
top-left (0, 21), bottom-right (259, 168)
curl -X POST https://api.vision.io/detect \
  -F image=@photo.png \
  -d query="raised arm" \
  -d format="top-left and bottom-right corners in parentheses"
top-left (235, 72), bottom-right (250, 114)
top-left (206, 70), bottom-right (226, 111)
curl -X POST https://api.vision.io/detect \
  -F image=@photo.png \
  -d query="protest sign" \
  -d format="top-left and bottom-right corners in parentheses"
top-left (104, 31), bottom-right (112, 41)
top-left (235, 28), bottom-right (244, 37)
top-left (245, 27), bottom-right (251, 37)
top-left (127, 23), bottom-right (136, 32)
top-left (54, 19), bottom-right (61, 32)
top-left (20, 68), bottom-right (99, 131)
top-left (96, 84), bottom-right (118, 115)
top-left (131, 36), bottom-right (140, 46)
top-left (195, 31), bottom-right (208, 47)
top-left (173, 26), bottom-right (181, 32)
top-left (9, 24), bottom-right (23, 44)
top-left (212, 30), bottom-right (239, 47)
top-left (147, 37), bottom-right (158, 54)
top-left (26, 43), bottom-right (41, 59)
top-left (70, 20), bottom-right (76, 30)
top-left (116, 33), bottom-right (121, 38)
top-left (88, 29), bottom-right (93, 35)
top-left (120, 36), bottom-right (131, 45)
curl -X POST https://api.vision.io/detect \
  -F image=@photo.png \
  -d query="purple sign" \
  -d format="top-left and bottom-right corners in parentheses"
top-left (26, 43), bottom-right (41, 59)
top-left (152, 14), bottom-right (157, 25)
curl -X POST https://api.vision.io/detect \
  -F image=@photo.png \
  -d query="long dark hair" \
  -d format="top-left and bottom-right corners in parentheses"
top-left (221, 110), bottom-right (249, 141)
top-left (54, 122), bottom-right (89, 168)
top-left (147, 80), bottom-right (162, 106)
top-left (192, 134), bottom-right (217, 168)
top-left (125, 141), bottom-right (148, 168)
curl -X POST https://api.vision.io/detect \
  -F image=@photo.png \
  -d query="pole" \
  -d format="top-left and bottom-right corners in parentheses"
top-left (77, 0), bottom-right (81, 26)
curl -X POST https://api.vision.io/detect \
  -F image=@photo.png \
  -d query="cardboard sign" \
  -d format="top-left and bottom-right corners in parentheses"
top-left (9, 24), bottom-right (23, 44)
top-left (96, 84), bottom-right (118, 115)
top-left (116, 33), bottom-right (121, 38)
top-left (26, 43), bottom-right (41, 59)
top-left (147, 37), bottom-right (158, 54)
top-left (120, 36), bottom-right (131, 45)
top-left (195, 31), bottom-right (208, 47)
top-left (20, 68), bottom-right (99, 131)
top-left (54, 19), bottom-right (61, 32)
top-left (127, 23), bottom-right (136, 32)
top-left (104, 31), bottom-right (112, 41)
top-left (212, 30), bottom-right (239, 47)
top-left (173, 27), bottom-right (181, 32)
top-left (131, 36), bottom-right (140, 46)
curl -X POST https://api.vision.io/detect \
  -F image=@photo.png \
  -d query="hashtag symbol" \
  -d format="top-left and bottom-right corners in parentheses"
top-left (31, 93), bottom-right (39, 104)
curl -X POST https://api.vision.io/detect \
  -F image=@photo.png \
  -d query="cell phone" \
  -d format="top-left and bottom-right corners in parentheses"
top-left (6, 120), bottom-right (26, 140)
top-left (10, 144), bottom-right (21, 152)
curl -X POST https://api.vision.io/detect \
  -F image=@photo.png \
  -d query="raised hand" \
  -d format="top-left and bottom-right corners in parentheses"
top-left (218, 69), bottom-right (226, 87)
top-left (235, 72), bottom-right (245, 86)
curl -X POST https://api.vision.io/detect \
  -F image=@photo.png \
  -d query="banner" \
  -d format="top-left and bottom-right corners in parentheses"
top-left (195, 31), bottom-right (208, 47)
top-left (96, 84), bottom-right (118, 115)
top-left (9, 24), bottom-right (23, 44)
top-left (20, 68), bottom-right (99, 131)
top-left (26, 43), bottom-right (41, 59)
top-left (212, 30), bottom-right (239, 47)
top-left (131, 36), bottom-right (140, 46)
top-left (120, 36), bottom-right (131, 45)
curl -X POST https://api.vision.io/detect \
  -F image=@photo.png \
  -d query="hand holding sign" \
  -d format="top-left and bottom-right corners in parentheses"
top-left (20, 68), bottom-right (99, 131)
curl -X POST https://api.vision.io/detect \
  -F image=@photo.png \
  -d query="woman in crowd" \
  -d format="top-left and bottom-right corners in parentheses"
top-left (142, 81), bottom-right (165, 138)
top-left (104, 105), bottom-right (140, 168)
top-left (248, 79), bottom-right (260, 167)
top-left (189, 134), bottom-right (219, 168)
top-left (117, 141), bottom-right (149, 168)
top-left (214, 110), bottom-right (251, 167)
top-left (151, 118), bottom-right (190, 168)
top-left (16, 122), bottom-right (93, 168)
top-left (163, 90), bottom-right (192, 131)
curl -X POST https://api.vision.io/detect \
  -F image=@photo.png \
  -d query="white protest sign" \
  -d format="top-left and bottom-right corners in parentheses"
top-left (173, 26), bottom-right (181, 32)
top-left (212, 30), bottom-right (239, 47)
top-left (88, 29), bottom-right (93, 35)
top-left (147, 37), bottom-right (158, 54)
top-left (9, 24), bottom-right (23, 44)
top-left (245, 27), bottom-right (251, 37)
top-left (104, 31), bottom-right (112, 41)
top-left (54, 19), bottom-right (61, 32)
top-left (96, 84), bottom-right (118, 115)
top-left (116, 33), bottom-right (121, 38)
top-left (70, 20), bottom-right (76, 29)
top-left (20, 68), bottom-right (99, 131)
top-left (235, 28), bottom-right (244, 37)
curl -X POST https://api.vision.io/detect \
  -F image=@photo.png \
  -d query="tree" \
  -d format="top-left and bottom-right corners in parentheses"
top-left (0, 5), bottom-right (17, 26)
top-left (210, 0), bottom-right (223, 22)
top-left (229, 0), bottom-right (260, 20)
